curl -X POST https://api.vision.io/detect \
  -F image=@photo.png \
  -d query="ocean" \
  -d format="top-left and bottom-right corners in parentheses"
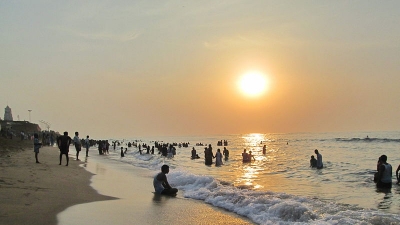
top-left (86, 131), bottom-right (400, 224)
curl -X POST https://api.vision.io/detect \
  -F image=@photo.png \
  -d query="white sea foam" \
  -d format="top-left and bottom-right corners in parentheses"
top-left (164, 169), bottom-right (400, 224)
top-left (102, 131), bottom-right (400, 224)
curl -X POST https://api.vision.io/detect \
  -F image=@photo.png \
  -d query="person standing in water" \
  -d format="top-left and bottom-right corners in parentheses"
top-left (242, 149), bottom-right (249, 162)
top-left (314, 149), bottom-right (323, 169)
top-left (84, 135), bottom-right (90, 157)
top-left (153, 165), bottom-right (178, 195)
top-left (223, 147), bottom-right (229, 160)
top-left (376, 155), bottom-right (392, 188)
top-left (310, 155), bottom-right (317, 168)
top-left (215, 149), bottom-right (223, 166)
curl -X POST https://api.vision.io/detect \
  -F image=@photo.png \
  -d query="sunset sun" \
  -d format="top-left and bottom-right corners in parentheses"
top-left (238, 71), bottom-right (269, 97)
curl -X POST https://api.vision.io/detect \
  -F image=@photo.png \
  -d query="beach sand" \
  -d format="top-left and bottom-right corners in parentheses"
top-left (0, 143), bottom-right (115, 225)
top-left (1, 139), bottom-right (255, 225)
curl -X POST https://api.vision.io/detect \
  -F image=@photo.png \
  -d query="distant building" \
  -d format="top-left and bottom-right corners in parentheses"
top-left (4, 105), bottom-right (13, 121)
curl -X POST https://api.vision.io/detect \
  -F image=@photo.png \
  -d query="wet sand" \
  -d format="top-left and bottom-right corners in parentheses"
top-left (0, 141), bottom-right (255, 225)
top-left (59, 153), bottom-right (256, 225)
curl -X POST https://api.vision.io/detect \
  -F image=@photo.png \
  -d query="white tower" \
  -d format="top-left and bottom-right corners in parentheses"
top-left (4, 105), bottom-right (13, 121)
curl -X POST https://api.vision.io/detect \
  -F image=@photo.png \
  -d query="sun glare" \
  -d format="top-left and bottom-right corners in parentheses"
top-left (238, 71), bottom-right (268, 97)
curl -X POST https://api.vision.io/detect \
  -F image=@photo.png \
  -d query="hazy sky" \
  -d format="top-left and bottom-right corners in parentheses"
top-left (1, 1), bottom-right (399, 139)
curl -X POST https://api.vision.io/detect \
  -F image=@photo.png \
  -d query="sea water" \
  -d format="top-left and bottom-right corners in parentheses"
top-left (96, 131), bottom-right (400, 224)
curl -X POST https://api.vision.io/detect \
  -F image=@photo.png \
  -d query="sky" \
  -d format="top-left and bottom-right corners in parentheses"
top-left (1, 1), bottom-right (399, 139)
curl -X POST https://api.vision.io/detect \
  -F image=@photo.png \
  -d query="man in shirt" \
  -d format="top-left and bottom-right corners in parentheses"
top-left (73, 132), bottom-right (82, 161)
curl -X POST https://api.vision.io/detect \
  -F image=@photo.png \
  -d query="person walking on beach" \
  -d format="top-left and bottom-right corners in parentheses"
top-left (73, 132), bottom-right (82, 160)
top-left (314, 149), bottom-right (323, 169)
top-left (58, 131), bottom-right (72, 166)
top-left (85, 135), bottom-right (90, 157)
top-left (153, 165), bottom-right (178, 196)
top-left (376, 155), bottom-right (392, 188)
top-left (33, 133), bottom-right (42, 163)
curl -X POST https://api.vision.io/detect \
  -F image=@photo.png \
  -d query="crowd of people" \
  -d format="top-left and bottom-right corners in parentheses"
top-left (31, 134), bottom-right (400, 195)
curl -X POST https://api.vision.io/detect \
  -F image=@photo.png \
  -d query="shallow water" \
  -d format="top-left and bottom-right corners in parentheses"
top-left (93, 131), bottom-right (400, 224)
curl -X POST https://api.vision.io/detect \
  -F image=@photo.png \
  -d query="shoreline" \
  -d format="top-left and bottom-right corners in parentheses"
top-left (0, 144), bottom-right (115, 225)
top-left (59, 154), bottom-right (255, 225)
top-left (0, 140), bottom-right (255, 225)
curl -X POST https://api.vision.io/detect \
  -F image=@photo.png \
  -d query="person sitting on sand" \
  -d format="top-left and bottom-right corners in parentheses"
top-left (33, 133), bottom-right (42, 163)
top-left (310, 155), bottom-right (317, 168)
top-left (396, 164), bottom-right (400, 185)
top-left (376, 155), bottom-right (392, 189)
top-left (153, 165), bottom-right (178, 195)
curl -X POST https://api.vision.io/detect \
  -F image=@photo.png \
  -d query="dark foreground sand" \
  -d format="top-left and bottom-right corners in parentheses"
top-left (0, 140), bottom-right (255, 225)
top-left (0, 144), bottom-right (115, 225)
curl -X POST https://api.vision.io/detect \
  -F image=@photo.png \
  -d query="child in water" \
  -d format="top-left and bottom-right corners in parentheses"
top-left (310, 155), bottom-right (317, 168)
top-left (120, 147), bottom-right (124, 157)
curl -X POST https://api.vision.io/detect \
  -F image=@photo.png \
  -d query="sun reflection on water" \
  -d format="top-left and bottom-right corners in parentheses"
top-left (233, 133), bottom-right (284, 190)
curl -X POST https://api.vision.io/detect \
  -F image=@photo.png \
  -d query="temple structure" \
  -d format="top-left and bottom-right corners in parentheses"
top-left (4, 105), bottom-right (13, 121)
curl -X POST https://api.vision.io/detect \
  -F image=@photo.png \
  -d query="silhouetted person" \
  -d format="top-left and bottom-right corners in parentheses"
top-left (85, 135), bottom-right (90, 157)
top-left (223, 147), bottom-right (229, 160)
top-left (33, 133), bottom-right (42, 163)
top-left (153, 165), bottom-right (178, 196)
top-left (242, 149), bottom-right (249, 162)
top-left (191, 147), bottom-right (197, 159)
top-left (204, 145), bottom-right (213, 165)
top-left (58, 131), bottom-right (71, 166)
top-left (314, 149), bottom-right (323, 169)
top-left (310, 155), bottom-right (317, 168)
